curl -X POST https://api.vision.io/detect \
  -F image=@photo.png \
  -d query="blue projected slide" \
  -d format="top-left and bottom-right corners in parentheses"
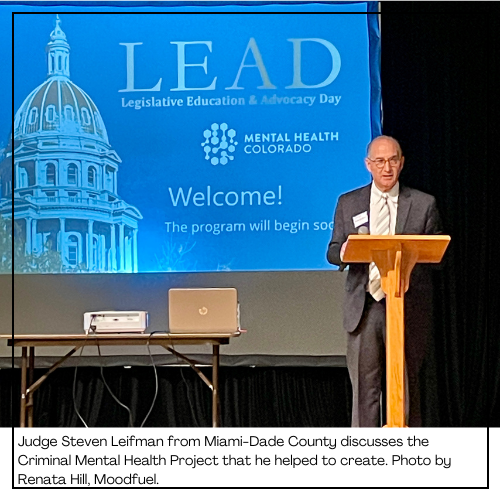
top-left (0, 2), bottom-right (380, 273)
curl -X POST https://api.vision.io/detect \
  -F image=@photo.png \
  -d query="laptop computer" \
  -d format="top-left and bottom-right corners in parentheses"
top-left (168, 288), bottom-right (239, 334)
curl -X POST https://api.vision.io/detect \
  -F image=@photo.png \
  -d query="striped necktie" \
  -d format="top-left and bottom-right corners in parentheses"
top-left (369, 193), bottom-right (390, 301)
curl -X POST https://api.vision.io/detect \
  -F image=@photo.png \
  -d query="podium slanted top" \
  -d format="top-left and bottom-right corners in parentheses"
top-left (343, 235), bottom-right (450, 264)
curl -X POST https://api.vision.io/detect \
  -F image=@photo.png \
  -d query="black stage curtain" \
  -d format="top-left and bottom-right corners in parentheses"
top-left (0, 360), bottom-right (445, 427)
top-left (380, 2), bottom-right (496, 425)
top-left (0, 367), bottom-right (352, 427)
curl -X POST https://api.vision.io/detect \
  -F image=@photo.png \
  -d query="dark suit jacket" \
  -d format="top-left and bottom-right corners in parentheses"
top-left (327, 183), bottom-right (443, 333)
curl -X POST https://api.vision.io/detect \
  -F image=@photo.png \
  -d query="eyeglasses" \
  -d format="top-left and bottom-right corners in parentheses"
top-left (367, 156), bottom-right (401, 168)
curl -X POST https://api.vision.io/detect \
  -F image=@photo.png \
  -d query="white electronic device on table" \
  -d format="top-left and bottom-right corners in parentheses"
top-left (84, 311), bottom-right (149, 334)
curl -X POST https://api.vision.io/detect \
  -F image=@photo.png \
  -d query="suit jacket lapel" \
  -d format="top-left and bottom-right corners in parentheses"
top-left (396, 184), bottom-right (412, 234)
top-left (353, 184), bottom-right (371, 230)
top-left (360, 184), bottom-right (371, 207)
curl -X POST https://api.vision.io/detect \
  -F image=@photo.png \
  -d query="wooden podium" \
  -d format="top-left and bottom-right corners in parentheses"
top-left (343, 235), bottom-right (450, 427)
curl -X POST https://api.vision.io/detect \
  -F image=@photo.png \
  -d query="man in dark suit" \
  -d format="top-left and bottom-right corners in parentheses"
top-left (327, 135), bottom-right (442, 427)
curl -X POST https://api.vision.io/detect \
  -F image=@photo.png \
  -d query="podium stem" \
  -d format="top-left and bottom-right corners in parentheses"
top-left (385, 280), bottom-right (406, 428)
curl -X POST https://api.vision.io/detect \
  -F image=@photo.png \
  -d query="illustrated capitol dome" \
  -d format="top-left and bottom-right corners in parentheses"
top-left (0, 16), bottom-right (142, 272)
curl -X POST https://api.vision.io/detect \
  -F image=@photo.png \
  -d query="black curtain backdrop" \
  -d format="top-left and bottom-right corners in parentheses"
top-left (379, 1), bottom-right (496, 426)
top-left (2, 1), bottom-right (497, 427)
top-left (0, 366), bottom-right (352, 427)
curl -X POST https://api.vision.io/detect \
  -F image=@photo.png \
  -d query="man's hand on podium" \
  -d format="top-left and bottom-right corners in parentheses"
top-left (340, 241), bottom-right (347, 261)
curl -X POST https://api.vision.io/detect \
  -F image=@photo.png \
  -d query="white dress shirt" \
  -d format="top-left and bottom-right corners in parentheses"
top-left (369, 181), bottom-right (399, 236)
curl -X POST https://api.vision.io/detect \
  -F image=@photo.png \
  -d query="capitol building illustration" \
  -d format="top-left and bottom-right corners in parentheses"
top-left (0, 16), bottom-right (141, 272)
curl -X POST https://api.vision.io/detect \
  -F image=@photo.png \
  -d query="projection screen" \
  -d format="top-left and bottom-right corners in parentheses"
top-left (0, 1), bottom-right (381, 365)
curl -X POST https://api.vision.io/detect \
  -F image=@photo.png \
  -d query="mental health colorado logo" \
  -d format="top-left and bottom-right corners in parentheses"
top-left (201, 123), bottom-right (238, 165)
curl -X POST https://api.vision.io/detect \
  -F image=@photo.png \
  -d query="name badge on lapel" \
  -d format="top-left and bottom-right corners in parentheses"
top-left (352, 211), bottom-right (369, 228)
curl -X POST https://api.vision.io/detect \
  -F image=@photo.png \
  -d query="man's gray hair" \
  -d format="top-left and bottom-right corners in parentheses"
top-left (366, 135), bottom-right (403, 158)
